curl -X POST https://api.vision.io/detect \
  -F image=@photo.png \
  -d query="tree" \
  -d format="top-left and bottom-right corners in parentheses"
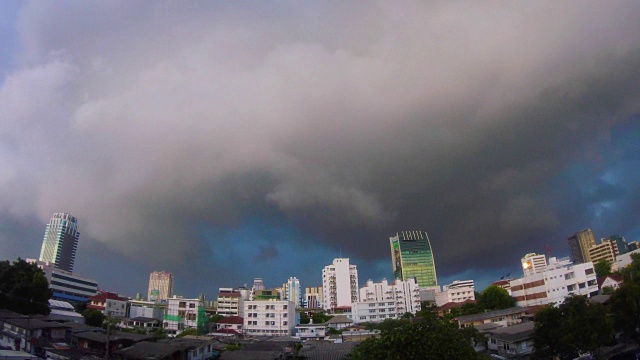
top-left (594, 259), bottom-right (612, 277)
top-left (209, 313), bottom-right (224, 323)
top-left (299, 312), bottom-right (310, 324)
top-left (349, 316), bottom-right (483, 360)
top-left (0, 258), bottom-right (52, 315)
top-left (311, 311), bottom-right (332, 324)
top-left (609, 253), bottom-right (640, 345)
top-left (150, 327), bottom-right (168, 339)
top-left (533, 295), bottom-right (613, 359)
top-left (176, 328), bottom-right (198, 337)
top-left (82, 309), bottom-right (105, 327)
top-left (477, 285), bottom-right (515, 310)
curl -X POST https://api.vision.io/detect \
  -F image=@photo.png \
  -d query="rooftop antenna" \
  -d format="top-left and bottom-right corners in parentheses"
top-left (339, 248), bottom-right (342, 258)
top-left (546, 244), bottom-right (551, 258)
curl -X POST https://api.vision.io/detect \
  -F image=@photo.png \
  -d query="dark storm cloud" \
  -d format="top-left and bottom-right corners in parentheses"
top-left (1, 1), bottom-right (639, 293)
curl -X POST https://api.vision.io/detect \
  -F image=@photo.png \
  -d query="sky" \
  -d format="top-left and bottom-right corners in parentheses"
top-left (0, 1), bottom-right (639, 299)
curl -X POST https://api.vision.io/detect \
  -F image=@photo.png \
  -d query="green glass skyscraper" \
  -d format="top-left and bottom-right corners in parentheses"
top-left (390, 230), bottom-right (438, 288)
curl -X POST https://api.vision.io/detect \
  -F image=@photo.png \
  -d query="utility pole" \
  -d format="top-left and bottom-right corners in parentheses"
top-left (105, 311), bottom-right (111, 360)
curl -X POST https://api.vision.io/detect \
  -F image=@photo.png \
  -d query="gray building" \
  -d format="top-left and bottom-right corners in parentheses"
top-left (39, 213), bottom-right (80, 273)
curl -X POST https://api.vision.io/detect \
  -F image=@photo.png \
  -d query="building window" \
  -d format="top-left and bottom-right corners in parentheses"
top-left (585, 268), bottom-right (594, 275)
top-left (189, 303), bottom-right (196, 308)
top-left (179, 302), bottom-right (186, 308)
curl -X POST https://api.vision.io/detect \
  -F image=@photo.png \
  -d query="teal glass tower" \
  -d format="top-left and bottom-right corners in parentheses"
top-left (390, 231), bottom-right (437, 288)
top-left (39, 213), bottom-right (80, 273)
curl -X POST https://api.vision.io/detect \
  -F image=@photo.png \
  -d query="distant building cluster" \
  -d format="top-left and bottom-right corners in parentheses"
top-left (9, 213), bottom-right (640, 352)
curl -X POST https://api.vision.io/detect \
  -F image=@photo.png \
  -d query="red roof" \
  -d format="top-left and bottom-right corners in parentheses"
top-left (491, 280), bottom-right (511, 287)
top-left (88, 291), bottom-right (126, 302)
top-left (219, 316), bottom-right (243, 324)
top-left (438, 299), bottom-right (476, 313)
top-left (218, 292), bottom-right (240, 298)
top-left (214, 328), bottom-right (241, 335)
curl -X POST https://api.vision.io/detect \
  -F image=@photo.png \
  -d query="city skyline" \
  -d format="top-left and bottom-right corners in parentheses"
top-left (0, 1), bottom-right (639, 298)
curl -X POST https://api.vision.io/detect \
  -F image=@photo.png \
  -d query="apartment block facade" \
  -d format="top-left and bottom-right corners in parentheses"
top-left (243, 300), bottom-right (295, 336)
top-left (353, 278), bottom-right (421, 323)
top-left (322, 258), bottom-right (359, 311)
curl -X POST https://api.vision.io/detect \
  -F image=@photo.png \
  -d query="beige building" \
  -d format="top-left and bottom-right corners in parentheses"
top-left (148, 271), bottom-right (174, 301)
top-left (588, 240), bottom-right (617, 265)
top-left (568, 229), bottom-right (596, 264)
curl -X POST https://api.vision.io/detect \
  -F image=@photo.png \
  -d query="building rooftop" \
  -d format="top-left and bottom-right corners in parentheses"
top-left (325, 315), bottom-right (353, 325)
top-left (75, 330), bottom-right (153, 343)
top-left (218, 315), bottom-right (243, 324)
top-left (3, 318), bottom-right (70, 330)
top-left (488, 321), bottom-right (535, 342)
top-left (454, 307), bottom-right (527, 323)
top-left (88, 291), bottom-right (127, 302)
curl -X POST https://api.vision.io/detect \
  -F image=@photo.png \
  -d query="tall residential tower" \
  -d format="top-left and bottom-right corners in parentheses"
top-left (390, 231), bottom-right (438, 288)
top-left (148, 271), bottom-right (174, 301)
top-left (322, 258), bottom-right (359, 310)
top-left (39, 213), bottom-right (80, 273)
top-left (568, 229), bottom-right (596, 264)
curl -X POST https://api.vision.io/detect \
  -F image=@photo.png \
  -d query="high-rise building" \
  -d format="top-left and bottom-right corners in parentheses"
top-left (521, 253), bottom-right (547, 276)
top-left (390, 231), bottom-right (438, 288)
top-left (304, 286), bottom-right (324, 309)
top-left (568, 229), bottom-right (597, 264)
top-left (39, 213), bottom-right (80, 273)
top-left (284, 277), bottom-right (301, 308)
top-left (322, 258), bottom-right (359, 310)
top-left (148, 271), bottom-right (174, 301)
top-left (604, 235), bottom-right (628, 255)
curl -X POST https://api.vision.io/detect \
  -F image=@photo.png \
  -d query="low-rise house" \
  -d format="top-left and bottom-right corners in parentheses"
top-left (597, 274), bottom-right (624, 293)
top-left (87, 292), bottom-right (128, 318)
top-left (75, 330), bottom-right (153, 355)
top-left (216, 316), bottom-right (243, 333)
top-left (47, 300), bottom-right (84, 324)
top-left (454, 307), bottom-right (528, 328)
top-left (0, 317), bottom-right (71, 357)
top-left (295, 323), bottom-right (328, 340)
top-left (114, 338), bottom-right (225, 360)
top-left (124, 317), bottom-right (161, 331)
top-left (325, 315), bottom-right (353, 330)
top-left (0, 350), bottom-right (39, 360)
top-left (297, 341), bottom-right (357, 359)
top-left (341, 327), bottom-right (380, 342)
top-left (486, 321), bottom-right (535, 358)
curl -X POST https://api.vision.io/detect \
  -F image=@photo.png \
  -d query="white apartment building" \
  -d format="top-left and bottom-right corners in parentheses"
top-left (243, 300), bottom-right (295, 336)
top-left (522, 253), bottom-right (547, 276)
top-left (435, 280), bottom-right (475, 307)
top-left (304, 286), bottom-right (324, 309)
top-left (322, 258), bottom-right (359, 311)
top-left (128, 300), bottom-right (166, 321)
top-left (510, 257), bottom-right (598, 307)
top-left (616, 248), bottom-right (640, 269)
top-left (164, 297), bottom-right (208, 336)
top-left (27, 259), bottom-right (98, 304)
top-left (216, 288), bottom-right (248, 317)
top-left (353, 278), bottom-right (421, 323)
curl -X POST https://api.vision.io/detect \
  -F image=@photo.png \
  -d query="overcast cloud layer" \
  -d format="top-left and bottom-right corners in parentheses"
top-left (1, 1), bottom-right (640, 296)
